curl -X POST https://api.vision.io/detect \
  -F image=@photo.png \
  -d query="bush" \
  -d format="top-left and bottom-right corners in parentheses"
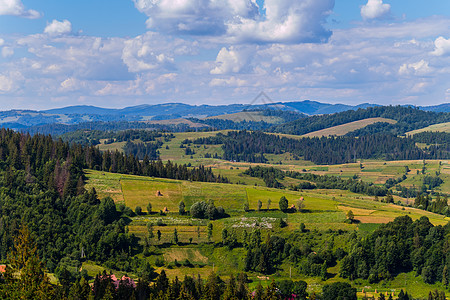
top-left (155, 257), bottom-right (165, 267)
top-left (135, 206), bottom-right (142, 215)
top-left (190, 200), bottom-right (226, 220)
top-left (322, 282), bottom-right (356, 300)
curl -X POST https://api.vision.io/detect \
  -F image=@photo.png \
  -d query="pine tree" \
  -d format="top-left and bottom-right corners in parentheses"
top-left (3, 224), bottom-right (53, 299)
top-left (321, 261), bottom-right (328, 281)
top-left (254, 283), bottom-right (264, 300)
top-left (264, 280), bottom-right (280, 300)
top-left (207, 223), bottom-right (213, 242)
top-left (173, 228), bottom-right (179, 245)
top-left (443, 265), bottom-right (449, 288)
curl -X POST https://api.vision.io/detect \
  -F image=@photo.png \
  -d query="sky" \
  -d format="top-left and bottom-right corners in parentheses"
top-left (0, 0), bottom-right (450, 110)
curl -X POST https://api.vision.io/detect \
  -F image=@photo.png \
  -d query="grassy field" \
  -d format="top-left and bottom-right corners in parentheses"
top-left (86, 170), bottom-right (450, 232)
top-left (84, 169), bottom-right (450, 297)
top-left (406, 122), bottom-right (450, 135)
top-left (302, 118), bottom-right (397, 137)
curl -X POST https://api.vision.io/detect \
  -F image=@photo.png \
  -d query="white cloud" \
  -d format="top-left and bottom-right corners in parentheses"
top-left (1, 47), bottom-right (13, 57)
top-left (209, 76), bottom-right (248, 87)
top-left (399, 60), bottom-right (433, 76)
top-left (60, 77), bottom-right (82, 92)
top-left (1, 12), bottom-right (450, 109)
top-left (0, 0), bottom-right (41, 18)
top-left (0, 39), bottom-right (4, 46)
top-left (210, 46), bottom-right (252, 74)
top-left (431, 36), bottom-right (450, 56)
top-left (133, 0), bottom-right (334, 43)
top-left (122, 32), bottom-right (191, 73)
top-left (361, 0), bottom-right (390, 20)
top-left (0, 75), bottom-right (13, 92)
top-left (44, 20), bottom-right (72, 36)
top-left (227, 0), bottom-right (334, 44)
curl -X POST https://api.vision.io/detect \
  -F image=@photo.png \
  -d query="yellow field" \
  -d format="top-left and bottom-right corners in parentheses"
top-left (303, 117), bottom-right (397, 137)
top-left (406, 122), bottom-right (450, 135)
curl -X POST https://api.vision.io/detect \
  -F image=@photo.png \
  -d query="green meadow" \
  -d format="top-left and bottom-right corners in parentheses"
top-left (83, 169), bottom-right (450, 298)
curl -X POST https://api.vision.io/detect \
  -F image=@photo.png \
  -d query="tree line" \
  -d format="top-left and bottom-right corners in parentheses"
top-left (272, 105), bottom-right (450, 136)
top-left (340, 215), bottom-right (450, 288)
top-left (193, 130), bottom-right (450, 165)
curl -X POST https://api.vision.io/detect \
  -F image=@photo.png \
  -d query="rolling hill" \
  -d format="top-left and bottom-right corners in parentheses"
top-left (406, 122), bottom-right (450, 135)
top-left (302, 117), bottom-right (397, 137)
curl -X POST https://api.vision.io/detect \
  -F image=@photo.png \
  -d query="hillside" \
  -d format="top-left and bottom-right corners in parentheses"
top-left (83, 169), bottom-right (450, 298)
top-left (406, 122), bottom-right (450, 135)
top-left (3, 128), bottom-right (450, 298)
top-left (302, 117), bottom-right (397, 137)
top-left (272, 105), bottom-right (450, 136)
top-left (205, 111), bottom-right (283, 123)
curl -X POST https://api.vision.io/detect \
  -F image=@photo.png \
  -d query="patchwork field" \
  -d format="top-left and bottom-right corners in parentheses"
top-left (83, 169), bottom-right (450, 298)
top-left (86, 170), bottom-right (449, 229)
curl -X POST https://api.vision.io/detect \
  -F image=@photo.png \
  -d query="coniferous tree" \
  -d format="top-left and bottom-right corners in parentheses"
top-left (1, 224), bottom-right (53, 299)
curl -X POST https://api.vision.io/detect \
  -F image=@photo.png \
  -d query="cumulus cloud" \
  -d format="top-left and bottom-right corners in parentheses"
top-left (210, 76), bottom-right (248, 87)
top-left (431, 36), bottom-right (450, 56)
top-left (210, 46), bottom-right (253, 74)
top-left (59, 77), bottom-right (83, 92)
top-left (133, 0), bottom-right (334, 43)
top-left (361, 0), bottom-right (390, 20)
top-left (227, 0), bottom-right (334, 43)
top-left (0, 0), bottom-right (41, 18)
top-left (0, 39), bottom-right (4, 46)
top-left (44, 20), bottom-right (72, 36)
top-left (399, 60), bottom-right (433, 76)
top-left (0, 74), bottom-right (13, 92)
top-left (121, 32), bottom-right (195, 73)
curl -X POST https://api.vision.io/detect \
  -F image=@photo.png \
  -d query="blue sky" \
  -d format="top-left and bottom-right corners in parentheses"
top-left (0, 0), bottom-right (450, 110)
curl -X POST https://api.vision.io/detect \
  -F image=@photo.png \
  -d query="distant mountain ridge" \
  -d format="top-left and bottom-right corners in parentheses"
top-left (0, 100), bottom-right (448, 131)
top-left (40, 100), bottom-right (383, 117)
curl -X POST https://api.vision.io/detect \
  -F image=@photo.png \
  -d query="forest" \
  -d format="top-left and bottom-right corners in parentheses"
top-left (193, 130), bottom-right (450, 165)
top-left (340, 215), bottom-right (450, 286)
top-left (272, 106), bottom-right (450, 136)
top-left (0, 129), bottom-right (228, 270)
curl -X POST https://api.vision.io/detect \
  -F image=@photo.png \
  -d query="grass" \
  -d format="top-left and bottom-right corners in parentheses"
top-left (406, 122), bottom-right (450, 135)
top-left (303, 118), bottom-right (397, 137)
top-left (84, 169), bottom-right (450, 297)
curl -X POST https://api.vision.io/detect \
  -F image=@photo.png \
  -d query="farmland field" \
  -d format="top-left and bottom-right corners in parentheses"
top-left (81, 128), bottom-right (450, 298)
top-left (406, 121), bottom-right (450, 135)
top-left (302, 117), bottom-right (397, 137)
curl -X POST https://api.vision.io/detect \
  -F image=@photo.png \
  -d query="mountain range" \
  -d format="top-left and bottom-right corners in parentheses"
top-left (1, 100), bottom-right (449, 130)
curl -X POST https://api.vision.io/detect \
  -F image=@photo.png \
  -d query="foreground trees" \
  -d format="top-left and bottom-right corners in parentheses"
top-left (1, 225), bottom-right (53, 299)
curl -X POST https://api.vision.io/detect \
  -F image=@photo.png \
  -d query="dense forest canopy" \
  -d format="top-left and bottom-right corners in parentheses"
top-left (271, 106), bottom-right (450, 136)
top-left (194, 130), bottom-right (450, 165)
